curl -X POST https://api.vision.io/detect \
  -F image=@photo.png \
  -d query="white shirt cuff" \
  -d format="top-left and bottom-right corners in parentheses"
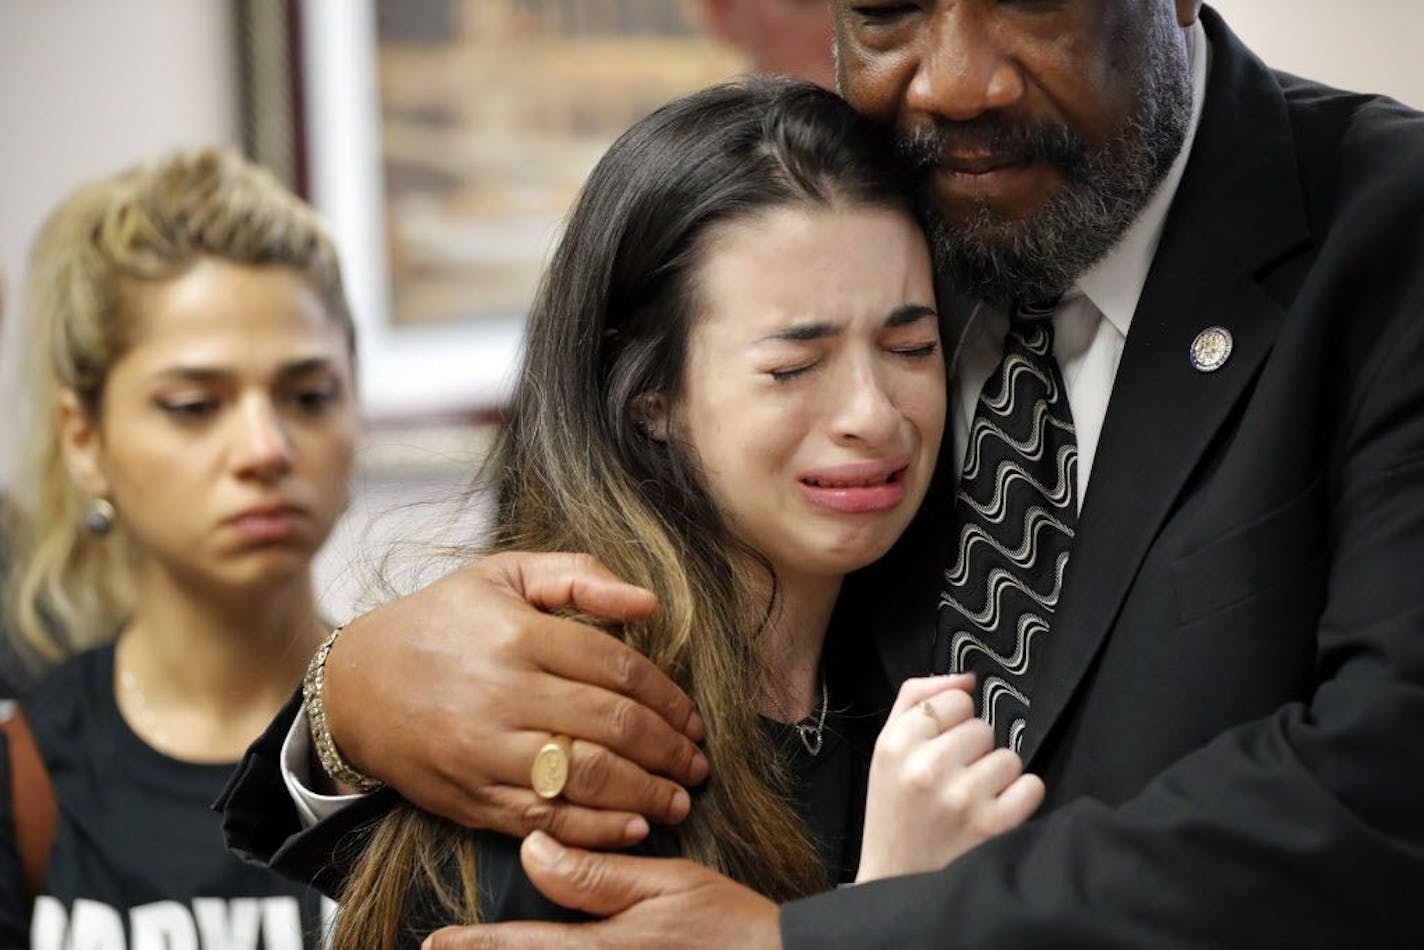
top-left (280, 704), bottom-right (368, 827)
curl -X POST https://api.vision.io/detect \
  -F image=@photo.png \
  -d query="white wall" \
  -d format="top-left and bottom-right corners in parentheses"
top-left (1211, 0), bottom-right (1424, 109)
top-left (0, 0), bottom-right (241, 484)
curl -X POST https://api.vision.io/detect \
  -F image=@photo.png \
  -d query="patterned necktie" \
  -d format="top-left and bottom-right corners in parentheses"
top-left (937, 300), bottom-right (1079, 751)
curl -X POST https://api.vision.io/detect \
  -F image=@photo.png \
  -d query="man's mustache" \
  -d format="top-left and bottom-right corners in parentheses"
top-left (894, 117), bottom-right (1086, 177)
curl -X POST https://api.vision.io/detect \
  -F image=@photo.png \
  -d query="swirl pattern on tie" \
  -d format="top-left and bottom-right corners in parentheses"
top-left (937, 312), bottom-right (1078, 751)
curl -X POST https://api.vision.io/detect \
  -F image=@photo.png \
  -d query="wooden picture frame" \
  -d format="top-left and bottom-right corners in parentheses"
top-left (251, 0), bottom-right (739, 423)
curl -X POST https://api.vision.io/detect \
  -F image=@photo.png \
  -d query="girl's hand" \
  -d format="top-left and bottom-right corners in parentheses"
top-left (857, 675), bottom-right (1046, 883)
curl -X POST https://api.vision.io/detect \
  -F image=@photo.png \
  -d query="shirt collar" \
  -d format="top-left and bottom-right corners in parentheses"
top-left (1074, 18), bottom-right (1210, 338)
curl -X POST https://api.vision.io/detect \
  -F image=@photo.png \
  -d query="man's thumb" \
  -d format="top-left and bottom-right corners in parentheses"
top-left (519, 831), bottom-right (692, 916)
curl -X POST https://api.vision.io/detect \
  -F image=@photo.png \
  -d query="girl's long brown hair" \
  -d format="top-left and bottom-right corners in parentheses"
top-left (333, 78), bottom-right (922, 948)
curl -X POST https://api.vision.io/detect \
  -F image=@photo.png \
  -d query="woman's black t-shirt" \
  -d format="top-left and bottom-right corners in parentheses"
top-left (0, 643), bottom-right (332, 948)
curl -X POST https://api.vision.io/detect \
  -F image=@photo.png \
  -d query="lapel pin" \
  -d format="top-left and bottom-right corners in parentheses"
top-left (1190, 326), bottom-right (1233, 373)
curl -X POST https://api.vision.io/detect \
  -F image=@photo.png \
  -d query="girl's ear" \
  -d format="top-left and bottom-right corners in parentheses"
top-left (58, 390), bottom-right (110, 498)
top-left (629, 391), bottom-right (671, 442)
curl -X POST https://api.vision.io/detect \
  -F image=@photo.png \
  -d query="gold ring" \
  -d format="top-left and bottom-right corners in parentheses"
top-left (531, 734), bottom-right (573, 799)
top-left (920, 700), bottom-right (944, 735)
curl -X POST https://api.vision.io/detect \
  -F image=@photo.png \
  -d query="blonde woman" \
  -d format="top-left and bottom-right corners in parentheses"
top-left (0, 149), bottom-right (358, 948)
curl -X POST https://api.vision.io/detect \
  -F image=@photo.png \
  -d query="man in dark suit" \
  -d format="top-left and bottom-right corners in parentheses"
top-left (223, 1), bottom-right (1424, 946)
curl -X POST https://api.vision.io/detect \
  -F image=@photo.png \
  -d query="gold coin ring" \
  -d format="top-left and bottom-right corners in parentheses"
top-left (531, 735), bottom-right (574, 799)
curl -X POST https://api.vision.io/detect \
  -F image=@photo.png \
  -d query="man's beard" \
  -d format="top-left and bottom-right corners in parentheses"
top-left (895, 19), bottom-right (1194, 305)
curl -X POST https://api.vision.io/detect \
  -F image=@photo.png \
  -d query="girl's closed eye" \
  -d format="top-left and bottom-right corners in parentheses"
top-left (771, 361), bottom-right (821, 383)
top-left (891, 340), bottom-right (940, 359)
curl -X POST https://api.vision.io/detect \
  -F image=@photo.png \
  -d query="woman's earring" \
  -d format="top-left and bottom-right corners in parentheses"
top-left (84, 498), bottom-right (115, 536)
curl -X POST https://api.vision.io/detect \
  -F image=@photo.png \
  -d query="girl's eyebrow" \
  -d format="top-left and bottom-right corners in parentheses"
top-left (757, 303), bottom-right (938, 344)
top-left (759, 320), bottom-right (840, 344)
top-left (886, 304), bottom-right (938, 328)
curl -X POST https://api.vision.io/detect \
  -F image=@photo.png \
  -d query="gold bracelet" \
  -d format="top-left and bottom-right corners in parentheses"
top-left (303, 626), bottom-right (385, 793)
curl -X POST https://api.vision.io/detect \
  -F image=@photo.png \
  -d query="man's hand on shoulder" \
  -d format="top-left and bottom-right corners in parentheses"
top-left (421, 832), bottom-right (783, 950)
top-left (321, 551), bottom-right (710, 848)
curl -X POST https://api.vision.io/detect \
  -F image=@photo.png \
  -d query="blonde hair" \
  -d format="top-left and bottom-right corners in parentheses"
top-left (8, 148), bottom-right (355, 669)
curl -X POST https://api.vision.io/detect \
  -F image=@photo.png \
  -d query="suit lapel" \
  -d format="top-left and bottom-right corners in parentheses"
top-left (1021, 10), bottom-right (1311, 765)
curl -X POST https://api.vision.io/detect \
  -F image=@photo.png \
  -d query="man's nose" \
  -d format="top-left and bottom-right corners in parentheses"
top-left (906, 10), bottom-right (1026, 122)
top-left (232, 397), bottom-right (294, 481)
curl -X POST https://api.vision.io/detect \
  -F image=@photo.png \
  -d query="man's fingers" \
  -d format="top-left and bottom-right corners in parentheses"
top-left (483, 731), bottom-right (693, 825)
top-left (519, 831), bottom-right (704, 918)
top-left (467, 785), bottom-right (652, 848)
top-left (524, 618), bottom-right (706, 757)
top-left (529, 617), bottom-right (707, 750)
top-left (482, 551), bottom-right (659, 621)
top-left (888, 673), bottom-right (976, 718)
top-left (514, 669), bottom-right (707, 788)
top-left (560, 738), bottom-right (692, 822)
top-left (484, 552), bottom-right (708, 753)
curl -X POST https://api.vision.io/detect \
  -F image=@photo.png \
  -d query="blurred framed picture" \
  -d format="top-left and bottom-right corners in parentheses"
top-left (287, 0), bottom-right (741, 420)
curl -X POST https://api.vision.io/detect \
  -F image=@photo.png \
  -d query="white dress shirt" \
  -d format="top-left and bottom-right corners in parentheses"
top-left (280, 21), bottom-right (1211, 826)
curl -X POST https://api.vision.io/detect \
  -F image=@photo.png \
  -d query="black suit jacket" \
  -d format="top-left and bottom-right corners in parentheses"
top-left (784, 8), bottom-right (1424, 948)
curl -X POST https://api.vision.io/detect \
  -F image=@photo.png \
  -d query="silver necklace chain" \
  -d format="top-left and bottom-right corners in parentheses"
top-left (768, 674), bottom-right (829, 757)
